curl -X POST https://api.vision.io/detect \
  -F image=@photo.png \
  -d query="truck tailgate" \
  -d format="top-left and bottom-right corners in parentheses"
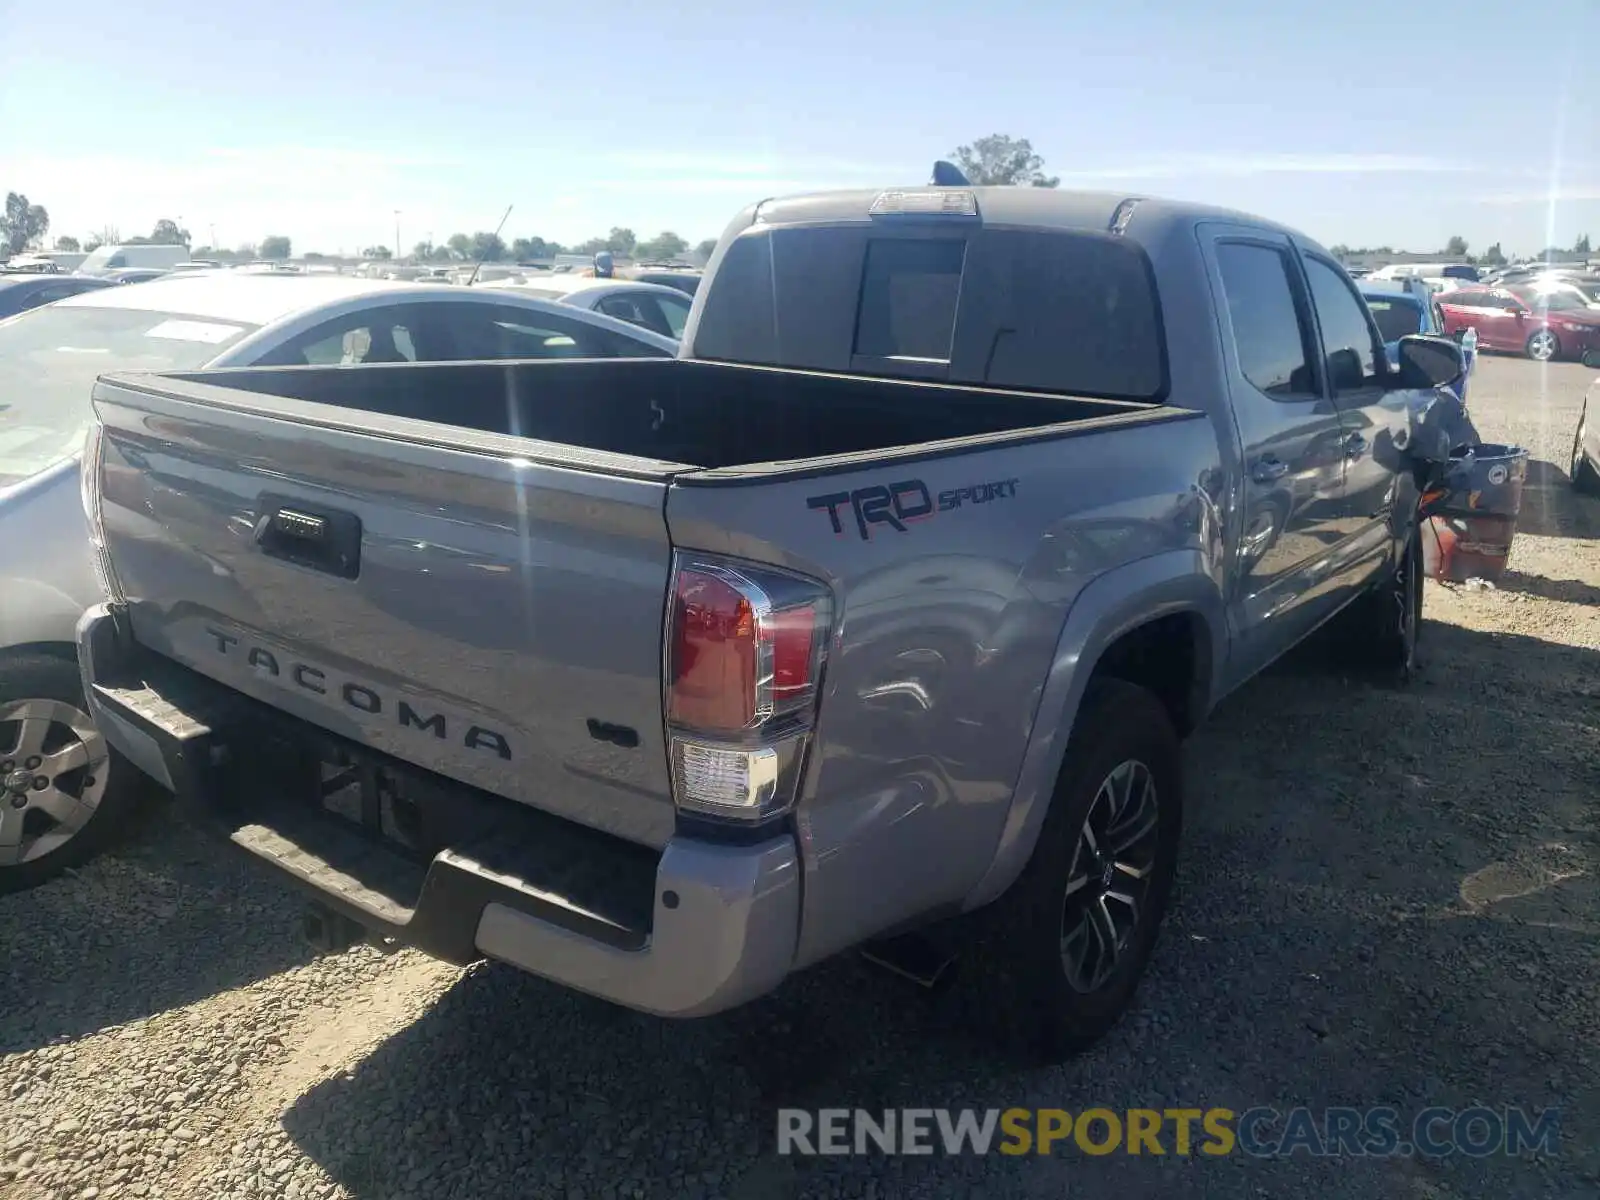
top-left (90, 376), bottom-right (678, 849)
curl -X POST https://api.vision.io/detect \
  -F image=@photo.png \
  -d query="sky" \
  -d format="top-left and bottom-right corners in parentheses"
top-left (3, 0), bottom-right (1597, 259)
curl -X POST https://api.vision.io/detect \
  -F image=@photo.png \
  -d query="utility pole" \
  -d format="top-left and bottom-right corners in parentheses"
top-left (394, 210), bottom-right (402, 261)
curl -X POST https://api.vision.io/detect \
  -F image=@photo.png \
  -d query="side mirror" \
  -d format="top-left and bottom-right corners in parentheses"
top-left (1394, 334), bottom-right (1465, 389)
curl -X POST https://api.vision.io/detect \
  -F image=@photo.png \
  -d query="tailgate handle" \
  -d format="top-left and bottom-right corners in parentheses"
top-left (255, 495), bottom-right (361, 579)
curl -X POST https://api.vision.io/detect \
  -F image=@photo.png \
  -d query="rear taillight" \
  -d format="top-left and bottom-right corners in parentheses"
top-left (665, 556), bottom-right (831, 823)
top-left (80, 421), bottom-right (123, 603)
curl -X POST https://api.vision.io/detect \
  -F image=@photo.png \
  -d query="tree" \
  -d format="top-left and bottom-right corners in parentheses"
top-left (1576, 233), bottom-right (1593, 255)
top-left (362, 245), bottom-right (393, 260)
top-left (83, 240), bottom-right (103, 253)
top-left (948, 135), bottom-right (1059, 187)
top-left (573, 236), bottom-right (609, 256)
top-left (1329, 243), bottom-right (1352, 260)
top-left (1444, 235), bottom-right (1469, 258)
top-left (235, 243), bottom-right (259, 260)
top-left (149, 219), bottom-right (190, 246)
top-left (1481, 242), bottom-right (1507, 266)
top-left (469, 232), bottom-right (506, 262)
top-left (635, 231), bottom-right (688, 262)
top-left (259, 235), bottom-right (292, 260)
top-left (694, 238), bottom-right (717, 259)
top-left (510, 236), bottom-right (557, 261)
top-left (412, 240), bottom-right (436, 262)
top-left (54, 235), bottom-right (80, 252)
top-left (606, 227), bottom-right (636, 256)
top-left (302, 252), bottom-right (328, 262)
top-left (446, 233), bottom-right (472, 260)
top-left (1, 192), bottom-right (51, 255)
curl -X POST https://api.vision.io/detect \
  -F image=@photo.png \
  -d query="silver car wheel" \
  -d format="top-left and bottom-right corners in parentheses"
top-left (0, 698), bottom-right (111, 867)
top-left (1527, 330), bottom-right (1558, 362)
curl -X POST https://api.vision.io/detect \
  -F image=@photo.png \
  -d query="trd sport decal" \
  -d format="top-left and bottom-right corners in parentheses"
top-left (807, 477), bottom-right (1020, 540)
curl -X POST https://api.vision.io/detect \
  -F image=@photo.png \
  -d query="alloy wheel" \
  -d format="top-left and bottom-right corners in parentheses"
top-left (1528, 330), bottom-right (1558, 362)
top-left (1059, 759), bottom-right (1160, 993)
top-left (0, 699), bottom-right (110, 867)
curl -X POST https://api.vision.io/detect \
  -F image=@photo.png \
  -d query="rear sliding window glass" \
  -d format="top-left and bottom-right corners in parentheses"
top-left (694, 225), bottom-right (1166, 400)
top-left (965, 229), bottom-right (1165, 399)
top-left (853, 239), bottom-right (965, 361)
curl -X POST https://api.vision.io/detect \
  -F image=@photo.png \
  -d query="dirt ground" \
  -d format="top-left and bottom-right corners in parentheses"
top-left (2, 355), bottom-right (1596, 1200)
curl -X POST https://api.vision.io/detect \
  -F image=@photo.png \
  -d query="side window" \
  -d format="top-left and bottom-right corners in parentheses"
top-left (1304, 258), bottom-right (1383, 392)
top-left (436, 303), bottom-right (619, 361)
top-left (106, 253), bottom-right (127, 268)
top-left (263, 308), bottom-right (422, 366)
top-left (656, 293), bottom-right (691, 338)
top-left (1214, 242), bottom-right (1319, 401)
top-left (597, 295), bottom-right (673, 339)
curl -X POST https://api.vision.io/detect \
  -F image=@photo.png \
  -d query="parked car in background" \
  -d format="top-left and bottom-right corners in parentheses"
top-left (0, 273), bottom-right (118, 319)
top-left (76, 243), bottom-right (191, 277)
top-left (3, 252), bottom-right (86, 274)
top-left (487, 274), bottom-right (693, 340)
top-left (1437, 284), bottom-right (1600, 361)
top-left (1528, 276), bottom-right (1600, 308)
top-left (101, 268), bottom-right (172, 285)
top-left (1361, 279), bottom-right (1475, 401)
top-left (629, 269), bottom-right (702, 297)
top-left (0, 274), bottom-right (676, 892)
top-left (1372, 262), bottom-right (1479, 283)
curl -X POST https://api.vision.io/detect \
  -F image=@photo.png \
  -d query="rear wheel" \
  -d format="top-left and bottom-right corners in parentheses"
top-left (1572, 406), bottom-right (1600, 495)
top-left (1526, 329), bottom-right (1560, 362)
top-left (972, 680), bottom-right (1182, 1063)
top-left (0, 653), bottom-right (142, 895)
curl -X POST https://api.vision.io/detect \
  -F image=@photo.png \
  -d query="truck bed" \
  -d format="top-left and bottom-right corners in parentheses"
top-left (136, 356), bottom-right (1178, 476)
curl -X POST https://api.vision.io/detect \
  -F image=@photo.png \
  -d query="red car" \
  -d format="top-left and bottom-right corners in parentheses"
top-left (1436, 284), bottom-right (1600, 362)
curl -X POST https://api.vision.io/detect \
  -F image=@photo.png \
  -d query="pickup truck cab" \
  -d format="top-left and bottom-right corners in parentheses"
top-left (75, 183), bottom-right (1463, 1060)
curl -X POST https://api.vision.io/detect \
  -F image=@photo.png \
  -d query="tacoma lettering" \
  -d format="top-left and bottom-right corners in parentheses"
top-left (202, 626), bottom-right (510, 759)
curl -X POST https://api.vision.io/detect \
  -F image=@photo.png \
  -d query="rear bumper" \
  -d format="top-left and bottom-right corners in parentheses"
top-left (77, 603), bottom-right (801, 1018)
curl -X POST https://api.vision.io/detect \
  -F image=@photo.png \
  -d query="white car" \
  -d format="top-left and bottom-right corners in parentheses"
top-left (0, 274), bottom-right (676, 892)
top-left (485, 275), bottom-right (693, 341)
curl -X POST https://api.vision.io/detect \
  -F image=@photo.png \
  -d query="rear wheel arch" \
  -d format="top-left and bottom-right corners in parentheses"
top-left (961, 557), bottom-right (1223, 912)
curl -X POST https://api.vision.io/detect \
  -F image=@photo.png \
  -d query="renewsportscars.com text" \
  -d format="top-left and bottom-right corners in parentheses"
top-left (777, 1106), bottom-right (1560, 1159)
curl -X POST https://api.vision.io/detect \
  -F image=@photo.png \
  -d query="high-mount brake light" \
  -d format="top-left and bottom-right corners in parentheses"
top-left (664, 557), bottom-right (831, 823)
top-left (869, 189), bottom-right (979, 218)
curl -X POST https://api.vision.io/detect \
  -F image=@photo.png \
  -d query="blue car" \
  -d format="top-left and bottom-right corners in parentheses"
top-left (1360, 279), bottom-right (1475, 403)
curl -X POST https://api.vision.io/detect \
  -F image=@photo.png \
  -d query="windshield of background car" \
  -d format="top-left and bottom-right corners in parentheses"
top-left (1513, 286), bottom-right (1588, 312)
top-left (1364, 297), bottom-right (1423, 343)
top-left (0, 305), bottom-right (259, 486)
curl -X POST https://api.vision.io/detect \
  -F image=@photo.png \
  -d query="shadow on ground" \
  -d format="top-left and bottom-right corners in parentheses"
top-left (0, 808), bottom-right (313, 1055)
top-left (280, 619), bottom-right (1598, 1200)
top-left (1514, 460), bottom-right (1600, 540)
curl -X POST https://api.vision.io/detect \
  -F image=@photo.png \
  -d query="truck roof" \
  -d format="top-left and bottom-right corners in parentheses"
top-left (746, 186), bottom-right (1304, 246)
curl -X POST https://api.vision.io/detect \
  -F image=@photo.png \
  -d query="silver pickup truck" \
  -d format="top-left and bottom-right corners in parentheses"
top-left (74, 184), bottom-right (1465, 1061)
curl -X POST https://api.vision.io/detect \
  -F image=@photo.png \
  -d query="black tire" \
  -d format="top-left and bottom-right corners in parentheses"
top-left (969, 680), bottom-right (1183, 1063)
top-left (1571, 406), bottom-right (1600, 495)
top-left (1329, 534), bottom-right (1423, 681)
top-left (0, 651), bottom-right (143, 895)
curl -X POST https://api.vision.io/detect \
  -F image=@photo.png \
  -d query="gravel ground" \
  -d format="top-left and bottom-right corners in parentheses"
top-left (3, 355), bottom-right (1597, 1200)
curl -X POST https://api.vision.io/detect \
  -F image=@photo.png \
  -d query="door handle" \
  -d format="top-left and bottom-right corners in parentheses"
top-left (1343, 433), bottom-right (1369, 459)
top-left (1251, 457), bottom-right (1290, 484)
